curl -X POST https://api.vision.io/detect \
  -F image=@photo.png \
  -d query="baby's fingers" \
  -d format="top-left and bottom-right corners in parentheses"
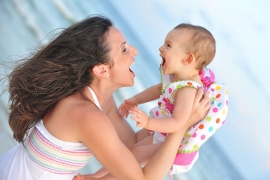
top-left (129, 109), bottom-right (141, 121)
top-left (121, 108), bottom-right (129, 118)
top-left (118, 104), bottom-right (128, 118)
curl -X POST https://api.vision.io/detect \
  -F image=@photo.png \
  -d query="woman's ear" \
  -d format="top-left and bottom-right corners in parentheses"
top-left (92, 65), bottom-right (109, 78)
top-left (183, 54), bottom-right (195, 65)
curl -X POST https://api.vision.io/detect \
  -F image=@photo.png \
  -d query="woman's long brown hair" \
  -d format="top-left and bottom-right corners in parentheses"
top-left (7, 15), bottom-right (113, 143)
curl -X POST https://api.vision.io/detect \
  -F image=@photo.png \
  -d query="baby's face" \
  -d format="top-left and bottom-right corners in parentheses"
top-left (159, 28), bottom-right (191, 74)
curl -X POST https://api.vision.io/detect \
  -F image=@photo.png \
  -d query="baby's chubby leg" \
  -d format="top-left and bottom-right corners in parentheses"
top-left (135, 128), bottom-right (152, 144)
top-left (131, 135), bottom-right (162, 166)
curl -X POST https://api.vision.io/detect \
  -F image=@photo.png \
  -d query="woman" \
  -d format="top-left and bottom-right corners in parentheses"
top-left (0, 15), bottom-right (210, 180)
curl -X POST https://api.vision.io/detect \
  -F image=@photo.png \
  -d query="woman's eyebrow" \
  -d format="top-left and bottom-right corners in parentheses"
top-left (120, 41), bottom-right (126, 49)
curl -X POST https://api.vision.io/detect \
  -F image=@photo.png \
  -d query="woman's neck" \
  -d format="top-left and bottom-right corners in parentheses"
top-left (86, 80), bottom-right (117, 110)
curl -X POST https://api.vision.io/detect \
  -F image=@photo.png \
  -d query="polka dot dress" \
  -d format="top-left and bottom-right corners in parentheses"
top-left (149, 67), bottom-right (229, 176)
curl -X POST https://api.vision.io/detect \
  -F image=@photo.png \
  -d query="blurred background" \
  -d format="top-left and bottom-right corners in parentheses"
top-left (0, 0), bottom-right (269, 180)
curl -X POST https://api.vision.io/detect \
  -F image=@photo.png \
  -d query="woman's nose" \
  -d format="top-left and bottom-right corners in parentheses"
top-left (130, 45), bottom-right (138, 56)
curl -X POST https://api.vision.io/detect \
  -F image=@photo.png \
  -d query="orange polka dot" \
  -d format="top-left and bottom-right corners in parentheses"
top-left (216, 94), bottom-right (221, 98)
top-left (187, 82), bottom-right (193, 86)
top-left (216, 118), bottom-right (220, 123)
top-left (199, 124), bottom-right (204, 129)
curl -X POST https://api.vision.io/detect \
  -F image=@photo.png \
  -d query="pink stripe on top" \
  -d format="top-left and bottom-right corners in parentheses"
top-left (25, 121), bottom-right (92, 174)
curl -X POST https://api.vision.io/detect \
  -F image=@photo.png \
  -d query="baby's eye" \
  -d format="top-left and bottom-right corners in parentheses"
top-left (166, 44), bottom-right (171, 48)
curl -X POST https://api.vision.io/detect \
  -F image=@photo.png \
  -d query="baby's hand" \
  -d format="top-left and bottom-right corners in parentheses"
top-left (118, 96), bottom-right (139, 118)
top-left (129, 107), bottom-right (149, 128)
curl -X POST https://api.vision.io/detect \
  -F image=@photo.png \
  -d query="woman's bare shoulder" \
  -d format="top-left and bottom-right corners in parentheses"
top-left (64, 92), bottom-right (108, 128)
top-left (43, 91), bottom-right (107, 142)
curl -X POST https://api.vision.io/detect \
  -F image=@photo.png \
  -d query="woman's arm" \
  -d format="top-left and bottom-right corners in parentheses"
top-left (78, 109), bottom-right (187, 180)
top-left (104, 95), bottom-right (137, 149)
top-left (77, 89), bottom-right (210, 180)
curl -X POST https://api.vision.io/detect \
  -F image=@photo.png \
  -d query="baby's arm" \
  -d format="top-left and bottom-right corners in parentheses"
top-left (119, 83), bottom-right (162, 118)
top-left (130, 87), bottom-right (197, 133)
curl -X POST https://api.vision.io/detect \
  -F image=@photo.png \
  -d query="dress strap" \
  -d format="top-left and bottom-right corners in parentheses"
top-left (87, 86), bottom-right (102, 110)
top-left (159, 65), bottom-right (171, 93)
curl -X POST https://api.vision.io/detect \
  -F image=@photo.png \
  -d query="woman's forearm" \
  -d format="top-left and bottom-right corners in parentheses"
top-left (142, 127), bottom-right (187, 180)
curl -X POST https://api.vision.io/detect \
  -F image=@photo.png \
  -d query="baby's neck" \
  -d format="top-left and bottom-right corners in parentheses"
top-left (170, 72), bottom-right (202, 84)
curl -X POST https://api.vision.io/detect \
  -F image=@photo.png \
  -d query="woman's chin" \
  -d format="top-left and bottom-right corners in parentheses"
top-left (126, 80), bottom-right (135, 87)
top-left (126, 78), bottom-right (135, 87)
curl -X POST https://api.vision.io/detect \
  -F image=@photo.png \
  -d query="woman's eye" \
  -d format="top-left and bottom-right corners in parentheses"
top-left (122, 48), bottom-right (127, 52)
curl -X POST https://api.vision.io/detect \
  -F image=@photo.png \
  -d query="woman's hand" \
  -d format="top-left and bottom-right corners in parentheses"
top-left (73, 173), bottom-right (101, 180)
top-left (73, 173), bottom-right (85, 180)
top-left (187, 88), bottom-right (210, 127)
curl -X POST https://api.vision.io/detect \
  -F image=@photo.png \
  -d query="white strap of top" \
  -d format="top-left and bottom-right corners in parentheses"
top-left (87, 86), bottom-right (102, 110)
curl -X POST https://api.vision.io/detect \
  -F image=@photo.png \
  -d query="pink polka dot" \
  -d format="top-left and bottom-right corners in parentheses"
top-left (201, 135), bottom-right (205, 140)
top-left (213, 108), bottom-right (218, 112)
top-left (192, 133), bottom-right (197, 138)
top-left (169, 88), bottom-right (172, 93)
top-left (222, 120), bottom-right (226, 124)
top-left (156, 111), bottom-right (159, 116)
top-left (226, 100), bottom-right (228, 105)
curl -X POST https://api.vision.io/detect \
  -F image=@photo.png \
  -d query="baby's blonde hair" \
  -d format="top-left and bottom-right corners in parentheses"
top-left (174, 23), bottom-right (216, 70)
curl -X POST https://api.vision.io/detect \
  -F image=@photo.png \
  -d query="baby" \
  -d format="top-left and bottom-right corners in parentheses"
top-left (119, 23), bottom-right (228, 177)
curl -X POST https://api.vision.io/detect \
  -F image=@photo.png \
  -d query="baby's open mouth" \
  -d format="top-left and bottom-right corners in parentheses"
top-left (161, 57), bottom-right (166, 67)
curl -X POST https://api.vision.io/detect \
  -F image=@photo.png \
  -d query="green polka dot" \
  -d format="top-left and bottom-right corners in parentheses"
top-left (185, 141), bottom-right (189, 145)
top-left (185, 133), bottom-right (190, 137)
top-left (206, 116), bottom-right (211, 121)
top-left (193, 144), bottom-right (198, 150)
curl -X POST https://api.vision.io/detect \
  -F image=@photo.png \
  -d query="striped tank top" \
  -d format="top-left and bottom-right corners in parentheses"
top-left (25, 120), bottom-right (92, 174)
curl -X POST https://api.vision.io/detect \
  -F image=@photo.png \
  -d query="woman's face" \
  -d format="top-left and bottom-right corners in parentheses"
top-left (107, 26), bottom-right (138, 87)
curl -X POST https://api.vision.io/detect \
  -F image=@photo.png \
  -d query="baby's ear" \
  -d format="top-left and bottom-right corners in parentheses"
top-left (183, 53), bottom-right (195, 64)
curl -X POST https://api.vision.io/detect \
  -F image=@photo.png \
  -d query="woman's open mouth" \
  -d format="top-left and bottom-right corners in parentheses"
top-left (129, 61), bottom-right (135, 77)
